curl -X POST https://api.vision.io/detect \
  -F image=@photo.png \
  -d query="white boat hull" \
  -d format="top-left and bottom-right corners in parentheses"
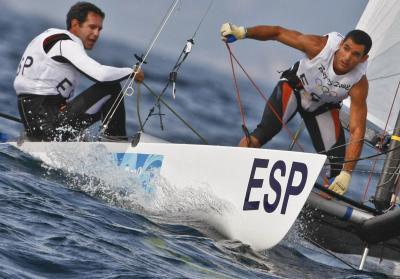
top-left (9, 135), bottom-right (326, 251)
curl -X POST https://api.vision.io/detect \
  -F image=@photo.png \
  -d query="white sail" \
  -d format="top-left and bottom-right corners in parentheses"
top-left (343, 0), bottom-right (400, 132)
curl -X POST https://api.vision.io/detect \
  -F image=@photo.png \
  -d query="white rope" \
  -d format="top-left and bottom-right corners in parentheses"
top-left (100, 0), bottom-right (181, 134)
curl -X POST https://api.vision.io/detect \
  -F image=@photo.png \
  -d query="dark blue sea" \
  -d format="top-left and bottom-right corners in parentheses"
top-left (0, 5), bottom-right (397, 279)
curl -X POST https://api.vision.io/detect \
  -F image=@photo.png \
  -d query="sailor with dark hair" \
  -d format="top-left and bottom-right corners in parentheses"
top-left (66, 1), bottom-right (105, 30)
top-left (220, 23), bottom-right (372, 196)
top-left (14, 1), bottom-right (144, 142)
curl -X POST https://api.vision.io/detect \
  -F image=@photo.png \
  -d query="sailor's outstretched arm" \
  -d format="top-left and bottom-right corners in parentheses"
top-left (49, 39), bottom-right (132, 82)
top-left (220, 23), bottom-right (326, 59)
top-left (246, 26), bottom-right (326, 59)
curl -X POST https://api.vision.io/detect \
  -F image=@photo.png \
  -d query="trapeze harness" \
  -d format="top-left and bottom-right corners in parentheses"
top-left (251, 32), bottom-right (367, 177)
top-left (14, 28), bottom-right (132, 141)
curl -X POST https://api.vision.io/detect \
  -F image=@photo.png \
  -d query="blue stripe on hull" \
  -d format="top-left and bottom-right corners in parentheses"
top-left (113, 153), bottom-right (164, 192)
top-left (342, 207), bottom-right (353, 221)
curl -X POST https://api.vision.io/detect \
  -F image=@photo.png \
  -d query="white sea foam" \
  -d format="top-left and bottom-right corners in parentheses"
top-left (41, 144), bottom-right (231, 219)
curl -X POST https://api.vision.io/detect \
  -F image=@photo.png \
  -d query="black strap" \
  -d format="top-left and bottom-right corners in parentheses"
top-left (280, 61), bottom-right (303, 90)
top-left (43, 33), bottom-right (72, 53)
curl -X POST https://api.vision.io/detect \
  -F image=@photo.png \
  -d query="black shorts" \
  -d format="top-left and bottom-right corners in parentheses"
top-left (17, 82), bottom-right (126, 141)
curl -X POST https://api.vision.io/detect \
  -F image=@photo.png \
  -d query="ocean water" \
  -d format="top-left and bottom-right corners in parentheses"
top-left (0, 5), bottom-right (397, 279)
top-left (0, 144), bottom-right (395, 279)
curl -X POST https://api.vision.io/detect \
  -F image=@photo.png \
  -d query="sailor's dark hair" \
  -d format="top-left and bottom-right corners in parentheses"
top-left (66, 2), bottom-right (105, 30)
top-left (344, 29), bottom-right (372, 55)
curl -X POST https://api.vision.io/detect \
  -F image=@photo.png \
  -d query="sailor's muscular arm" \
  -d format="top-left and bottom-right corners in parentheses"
top-left (344, 75), bottom-right (368, 172)
top-left (246, 26), bottom-right (327, 59)
top-left (49, 39), bottom-right (132, 82)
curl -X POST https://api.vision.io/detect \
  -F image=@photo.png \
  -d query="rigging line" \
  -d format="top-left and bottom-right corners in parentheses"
top-left (361, 136), bottom-right (395, 202)
top-left (140, 63), bottom-right (177, 130)
top-left (303, 236), bottom-right (358, 270)
top-left (362, 80), bottom-right (400, 202)
top-left (139, 1), bottom-right (213, 132)
top-left (324, 140), bottom-right (400, 164)
top-left (324, 155), bottom-right (400, 162)
top-left (316, 124), bottom-right (396, 156)
top-left (170, 40), bottom-right (194, 74)
top-left (141, 81), bottom-right (208, 144)
top-left (169, 0), bottom-right (213, 73)
top-left (190, 0), bottom-right (214, 39)
top-left (369, 79), bottom-right (400, 159)
top-left (225, 44), bottom-right (305, 152)
top-left (330, 156), bottom-right (400, 162)
top-left (332, 164), bottom-right (400, 170)
top-left (325, 165), bottom-right (400, 171)
top-left (0, 112), bottom-right (22, 123)
top-left (289, 120), bottom-right (305, 151)
top-left (171, 48), bottom-right (187, 72)
top-left (157, 42), bottom-right (188, 101)
top-left (325, 144), bottom-right (400, 165)
top-left (375, 164), bottom-right (400, 188)
top-left (136, 83), bottom-right (144, 131)
top-left (323, 166), bottom-right (400, 176)
top-left (347, 165), bottom-right (400, 171)
top-left (227, 44), bottom-right (247, 128)
top-left (102, 0), bottom-right (180, 130)
top-left (339, 158), bottom-right (400, 162)
top-left (138, 0), bottom-right (181, 70)
top-left (316, 138), bottom-right (365, 154)
top-left (141, 78), bottom-right (170, 129)
top-left (101, 67), bottom-right (138, 136)
top-left (365, 164), bottom-right (400, 170)
top-left (100, 0), bottom-right (181, 135)
top-left (364, 159), bottom-right (396, 202)
top-left (371, 79), bottom-right (400, 150)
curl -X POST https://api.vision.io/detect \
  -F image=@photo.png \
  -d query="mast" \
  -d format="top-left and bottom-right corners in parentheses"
top-left (374, 112), bottom-right (400, 211)
top-left (349, 0), bottom-right (400, 211)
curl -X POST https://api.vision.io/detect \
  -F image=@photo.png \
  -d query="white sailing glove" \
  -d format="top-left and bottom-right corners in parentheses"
top-left (328, 171), bottom-right (351, 195)
top-left (220, 22), bottom-right (246, 43)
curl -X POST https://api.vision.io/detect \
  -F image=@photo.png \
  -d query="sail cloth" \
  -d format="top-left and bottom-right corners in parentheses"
top-left (343, 0), bottom-right (400, 132)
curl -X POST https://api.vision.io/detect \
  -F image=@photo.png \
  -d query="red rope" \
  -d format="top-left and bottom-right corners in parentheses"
top-left (223, 44), bottom-right (337, 187)
top-left (227, 44), bottom-right (247, 128)
top-left (225, 43), bottom-right (304, 151)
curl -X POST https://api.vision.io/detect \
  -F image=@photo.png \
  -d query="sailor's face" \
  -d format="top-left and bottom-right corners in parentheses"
top-left (70, 12), bottom-right (103, 50)
top-left (333, 38), bottom-right (368, 74)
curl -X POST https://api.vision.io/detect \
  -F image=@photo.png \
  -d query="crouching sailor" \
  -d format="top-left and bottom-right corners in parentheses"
top-left (14, 2), bottom-right (144, 141)
top-left (220, 22), bottom-right (372, 195)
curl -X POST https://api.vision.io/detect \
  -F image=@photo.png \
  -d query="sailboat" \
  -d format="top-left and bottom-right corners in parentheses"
top-left (0, 0), bottom-right (329, 255)
top-left (303, 0), bottom-right (400, 269)
top-left (1, 0), bottom-right (399, 273)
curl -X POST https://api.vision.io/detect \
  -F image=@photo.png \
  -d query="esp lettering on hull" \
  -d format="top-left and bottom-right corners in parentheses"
top-left (243, 158), bottom-right (308, 214)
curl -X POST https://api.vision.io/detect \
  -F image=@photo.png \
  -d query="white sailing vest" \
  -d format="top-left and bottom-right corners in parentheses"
top-left (296, 32), bottom-right (367, 112)
top-left (14, 28), bottom-right (82, 99)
